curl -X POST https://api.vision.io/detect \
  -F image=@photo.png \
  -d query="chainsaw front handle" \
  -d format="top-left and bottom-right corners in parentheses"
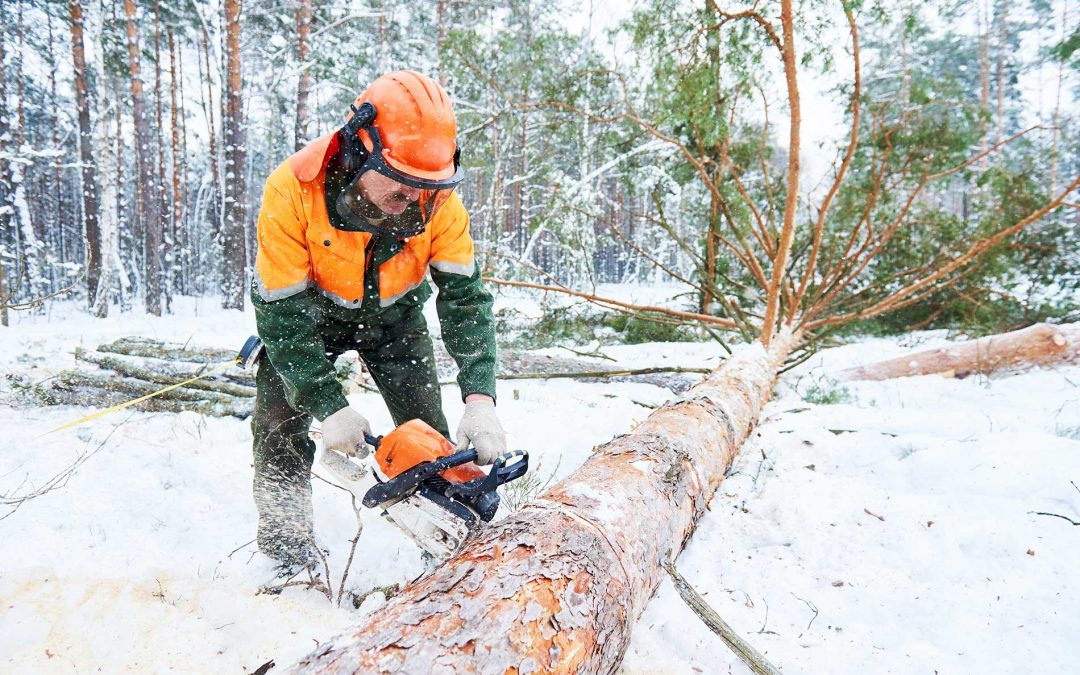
top-left (445, 449), bottom-right (529, 499)
top-left (493, 449), bottom-right (529, 484)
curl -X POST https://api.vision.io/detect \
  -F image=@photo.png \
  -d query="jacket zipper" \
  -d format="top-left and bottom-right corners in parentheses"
top-left (362, 235), bottom-right (379, 308)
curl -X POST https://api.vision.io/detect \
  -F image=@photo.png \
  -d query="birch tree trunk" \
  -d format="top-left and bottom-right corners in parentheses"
top-left (293, 327), bottom-right (801, 673)
top-left (69, 0), bottom-right (102, 311)
top-left (90, 1), bottom-right (118, 318)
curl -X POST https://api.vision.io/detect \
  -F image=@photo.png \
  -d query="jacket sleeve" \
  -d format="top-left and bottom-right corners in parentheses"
top-left (252, 168), bottom-right (349, 421)
top-left (428, 194), bottom-right (497, 401)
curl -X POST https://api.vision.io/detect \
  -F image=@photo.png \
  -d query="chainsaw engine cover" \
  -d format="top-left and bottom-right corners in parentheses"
top-left (375, 418), bottom-right (484, 484)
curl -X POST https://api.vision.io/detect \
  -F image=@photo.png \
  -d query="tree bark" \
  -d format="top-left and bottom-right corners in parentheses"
top-left (837, 322), bottom-right (1080, 381)
top-left (123, 0), bottom-right (163, 316)
top-left (168, 28), bottom-right (184, 297)
top-left (294, 0), bottom-right (312, 151)
top-left (221, 0), bottom-right (247, 310)
top-left (292, 327), bottom-right (801, 673)
top-left (69, 0), bottom-right (103, 311)
top-left (198, 22), bottom-right (222, 245)
top-left (153, 0), bottom-right (171, 312)
top-left (48, 372), bottom-right (251, 417)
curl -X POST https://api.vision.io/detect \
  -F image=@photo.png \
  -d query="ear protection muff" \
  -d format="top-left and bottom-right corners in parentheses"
top-left (339, 101), bottom-right (377, 174)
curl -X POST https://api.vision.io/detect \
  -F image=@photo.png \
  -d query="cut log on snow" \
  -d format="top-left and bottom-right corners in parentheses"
top-left (96, 336), bottom-right (238, 363)
top-left (837, 322), bottom-right (1080, 381)
top-left (96, 337), bottom-right (254, 385)
top-left (292, 327), bottom-right (800, 674)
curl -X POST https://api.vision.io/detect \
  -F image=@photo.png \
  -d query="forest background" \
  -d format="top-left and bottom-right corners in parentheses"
top-left (0, 0), bottom-right (1076, 342)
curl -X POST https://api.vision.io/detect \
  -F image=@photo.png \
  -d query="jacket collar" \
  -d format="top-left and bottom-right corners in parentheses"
top-left (289, 130), bottom-right (339, 183)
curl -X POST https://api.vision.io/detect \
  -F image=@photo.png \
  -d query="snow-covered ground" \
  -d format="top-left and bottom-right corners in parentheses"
top-left (1, 295), bottom-right (1077, 674)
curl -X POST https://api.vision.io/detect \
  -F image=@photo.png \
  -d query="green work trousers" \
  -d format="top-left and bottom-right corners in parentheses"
top-left (251, 306), bottom-right (449, 564)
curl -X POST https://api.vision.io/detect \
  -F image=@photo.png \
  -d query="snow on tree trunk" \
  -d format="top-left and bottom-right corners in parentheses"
top-left (837, 322), bottom-right (1080, 381)
top-left (292, 326), bottom-right (801, 674)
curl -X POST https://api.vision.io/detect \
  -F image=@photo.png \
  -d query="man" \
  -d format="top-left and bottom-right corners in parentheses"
top-left (250, 70), bottom-right (505, 568)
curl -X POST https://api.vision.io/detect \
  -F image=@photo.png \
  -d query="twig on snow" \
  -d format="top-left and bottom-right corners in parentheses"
top-left (309, 536), bottom-right (333, 601)
top-left (662, 558), bottom-right (783, 675)
top-left (336, 493), bottom-right (364, 606)
top-left (227, 538), bottom-right (256, 559)
top-left (1030, 511), bottom-right (1080, 526)
top-left (791, 593), bottom-right (819, 631)
top-left (1, 418), bottom-right (127, 520)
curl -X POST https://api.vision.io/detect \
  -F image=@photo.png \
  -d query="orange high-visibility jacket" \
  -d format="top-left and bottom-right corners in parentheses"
top-left (254, 131), bottom-right (476, 308)
top-left (250, 132), bottom-right (496, 421)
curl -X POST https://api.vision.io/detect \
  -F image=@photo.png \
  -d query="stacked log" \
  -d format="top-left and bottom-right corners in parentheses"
top-left (44, 338), bottom-right (254, 417)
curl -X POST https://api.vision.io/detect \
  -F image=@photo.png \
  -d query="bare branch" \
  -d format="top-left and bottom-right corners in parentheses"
top-left (485, 278), bottom-right (739, 328)
top-left (760, 0), bottom-right (802, 343)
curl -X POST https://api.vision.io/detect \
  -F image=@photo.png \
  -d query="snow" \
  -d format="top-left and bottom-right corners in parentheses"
top-left (2, 295), bottom-right (1078, 673)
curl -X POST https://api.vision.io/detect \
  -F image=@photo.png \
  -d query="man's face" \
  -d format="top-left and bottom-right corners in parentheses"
top-left (357, 170), bottom-right (421, 215)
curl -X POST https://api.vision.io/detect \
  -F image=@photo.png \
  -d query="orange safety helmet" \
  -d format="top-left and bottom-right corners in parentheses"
top-left (339, 71), bottom-right (464, 190)
top-left (334, 71), bottom-right (464, 237)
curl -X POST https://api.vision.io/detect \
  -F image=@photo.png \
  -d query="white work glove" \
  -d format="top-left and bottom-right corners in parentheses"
top-left (455, 397), bottom-right (507, 465)
top-left (321, 406), bottom-right (373, 459)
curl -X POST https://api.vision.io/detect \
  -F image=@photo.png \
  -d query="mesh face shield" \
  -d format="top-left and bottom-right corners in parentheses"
top-left (334, 174), bottom-right (456, 239)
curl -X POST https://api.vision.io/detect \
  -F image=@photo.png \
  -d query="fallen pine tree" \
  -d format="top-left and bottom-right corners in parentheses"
top-left (837, 322), bottom-right (1080, 381)
top-left (294, 327), bottom-right (801, 673)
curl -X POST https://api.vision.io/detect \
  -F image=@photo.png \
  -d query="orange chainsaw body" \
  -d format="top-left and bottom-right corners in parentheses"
top-left (374, 419), bottom-right (484, 484)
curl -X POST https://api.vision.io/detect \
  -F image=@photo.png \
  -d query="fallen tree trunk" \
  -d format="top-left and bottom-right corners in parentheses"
top-left (96, 336), bottom-right (238, 362)
top-left (837, 322), bottom-right (1080, 381)
top-left (293, 326), bottom-right (800, 673)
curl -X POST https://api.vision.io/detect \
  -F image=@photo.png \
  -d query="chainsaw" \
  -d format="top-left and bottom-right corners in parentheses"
top-left (322, 419), bottom-right (528, 559)
top-left (239, 335), bottom-right (529, 559)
